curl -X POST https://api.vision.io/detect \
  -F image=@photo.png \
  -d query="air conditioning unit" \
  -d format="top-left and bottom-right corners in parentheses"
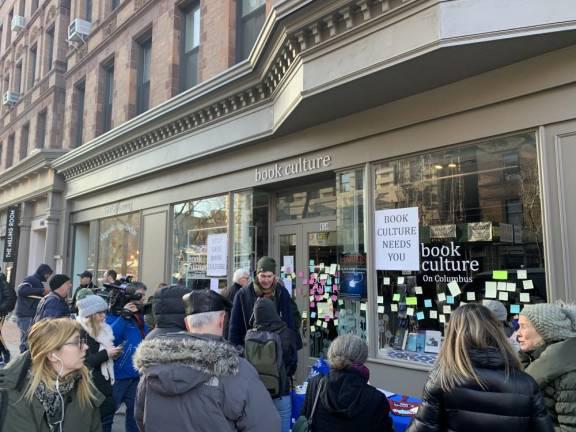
top-left (11, 15), bottom-right (25, 32)
top-left (68, 18), bottom-right (92, 43)
top-left (2, 91), bottom-right (19, 106)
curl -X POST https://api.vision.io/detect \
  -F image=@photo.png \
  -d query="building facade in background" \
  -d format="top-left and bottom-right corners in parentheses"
top-left (2, 0), bottom-right (576, 394)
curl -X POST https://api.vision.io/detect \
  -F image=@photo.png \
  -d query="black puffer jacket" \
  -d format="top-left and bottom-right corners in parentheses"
top-left (407, 348), bottom-right (554, 432)
top-left (302, 368), bottom-right (393, 432)
top-left (0, 271), bottom-right (16, 314)
top-left (145, 285), bottom-right (191, 340)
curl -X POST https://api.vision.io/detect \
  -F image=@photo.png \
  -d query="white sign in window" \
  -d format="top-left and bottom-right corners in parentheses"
top-left (375, 207), bottom-right (420, 271)
top-left (206, 233), bottom-right (228, 277)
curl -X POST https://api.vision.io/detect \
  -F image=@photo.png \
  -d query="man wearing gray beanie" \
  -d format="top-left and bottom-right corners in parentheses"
top-left (518, 303), bottom-right (576, 431)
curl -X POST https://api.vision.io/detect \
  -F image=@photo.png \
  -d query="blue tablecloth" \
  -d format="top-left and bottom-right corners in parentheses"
top-left (291, 390), bottom-right (421, 432)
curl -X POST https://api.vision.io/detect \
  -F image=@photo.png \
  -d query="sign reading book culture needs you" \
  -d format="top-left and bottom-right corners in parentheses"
top-left (375, 207), bottom-right (420, 271)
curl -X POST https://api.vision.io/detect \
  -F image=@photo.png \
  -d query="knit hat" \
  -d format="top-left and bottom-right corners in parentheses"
top-left (484, 300), bottom-right (508, 321)
top-left (49, 274), bottom-right (71, 291)
top-left (256, 256), bottom-right (276, 274)
top-left (76, 288), bottom-right (95, 301)
top-left (77, 294), bottom-right (108, 318)
top-left (521, 303), bottom-right (576, 343)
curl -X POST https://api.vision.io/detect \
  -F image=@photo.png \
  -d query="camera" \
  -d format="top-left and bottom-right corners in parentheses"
top-left (102, 276), bottom-right (144, 318)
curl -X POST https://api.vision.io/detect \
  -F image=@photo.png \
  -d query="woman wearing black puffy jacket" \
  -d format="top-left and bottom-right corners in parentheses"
top-left (407, 303), bottom-right (553, 432)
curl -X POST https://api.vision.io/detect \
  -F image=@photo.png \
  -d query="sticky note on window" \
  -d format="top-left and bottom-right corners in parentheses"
top-left (406, 307), bottom-right (415, 316)
top-left (517, 270), bottom-right (527, 280)
top-left (323, 293), bottom-right (330, 300)
top-left (360, 303), bottom-right (367, 311)
top-left (338, 299), bottom-right (344, 306)
top-left (498, 291), bottom-right (508, 301)
top-left (334, 319), bottom-right (339, 326)
top-left (437, 293), bottom-right (446, 302)
top-left (424, 299), bottom-right (432, 308)
top-left (406, 297), bottom-right (417, 306)
top-left (493, 270), bottom-right (508, 280)
top-left (391, 304), bottom-right (398, 312)
top-left (397, 277), bottom-right (405, 285)
top-left (310, 326), bottom-right (316, 332)
top-left (443, 305), bottom-right (452, 314)
top-left (416, 312), bottom-right (425, 320)
top-left (485, 282), bottom-right (497, 299)
top-left (523, 280), bottom-right (534, 290)
top-left (322, 322), bottom-right (328, 329)
top-left (316, 320), bottom-right (322, 326)
top-left (310, 312), bottom-right (316, 318)
top-left (392, 293), bottom-right (401, 302)
top-left (448, 281), bottom-right (461, 297)
top-left (497, 282), bottom-right (507, 291)
top-left (309, 295), bottom-right (315, 302)
top-left (466, 292), bottom-right (476, 301)
top-left (309, 259), bottom-right (315, 266)
top-left (507, 282), bottom-right (516, 292)
top-left (302, 311), bottom-right (308, 318)
top-left (520, 293), bottom-right (530, 303)
top-left (383, 277), bottom-right (390, 285)
top-left (429, 310), bottom-right (438, 319)
top-left (415, 286), bottom-right (423, 295)
top-left (510, 304), bottom-right (521, 314)
top-left (377, 306), bottom-right (385, 314)
top-left (377, 296), bottom-right (384, 304)
top-left (447, 296), bottom-right (454, 305)
top-left (439, 314), bottom-right (446, 323)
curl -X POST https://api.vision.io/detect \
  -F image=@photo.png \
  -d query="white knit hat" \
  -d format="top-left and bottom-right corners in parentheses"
top-left (77, 294), bottom-right (108, 318)
top-left (520, 303), bottom-right (576, 343)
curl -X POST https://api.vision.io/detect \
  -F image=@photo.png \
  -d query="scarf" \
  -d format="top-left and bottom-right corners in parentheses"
top-left (350, 363), bottom-right (370, 381)
top-left (33, 372), bottom-right (80, 431)
top-left (76, 316), bottom-right (115, 385)
top-left (253, 279), bottom-right (275, 298)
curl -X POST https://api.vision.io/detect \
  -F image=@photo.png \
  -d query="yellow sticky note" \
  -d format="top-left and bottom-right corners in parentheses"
top-left (429, 310), bottom-right (438, 319)
top-left (406, 297), bottom-right (418, 306)
top-left (334, 319), bottom-right (339, 326)
top-left (377, 296), bottom-right (384, 304)
top-left (415, 286), bottom-right (423, 295)
top-left (443, 305), bottom-right (452, 314)
top-left (302, 311), bottom-right (308, 318)
top-left (322, 322), bottom-right (328, 329)
top-left (391, 304), bottom-right (398, 312)
top-left (437, 293), bottom-right (446, 302)
top-left (377, 306), bottom-right (385, 314)
top-left (310, 326), bottom-right (316, 332)
top-left (392, 293), bottom-right (400, 302)
top-left (466, 292), bottom-right (476, 301)
top-left (493, 270), bottom-right (508, 280)
top-left (523, 280), bottom-right (534, 290)
top-left (439, 314), bottom-right (446, 324)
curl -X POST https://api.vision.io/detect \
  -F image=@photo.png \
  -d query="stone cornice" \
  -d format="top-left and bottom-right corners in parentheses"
top-left (0, 149), bottom-right (66, 190)
top-left (53, 0), bottom-right (426, 180)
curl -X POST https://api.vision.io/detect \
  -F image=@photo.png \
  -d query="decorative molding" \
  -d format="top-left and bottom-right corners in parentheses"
top-left (45, 5), bottom-right (57, 26)
top-left (103, 15), bottom-right (117, 37)
top-left (134, 0), bottom-right (153, 12)
top-left (59, 0), bottom-right (422, 180)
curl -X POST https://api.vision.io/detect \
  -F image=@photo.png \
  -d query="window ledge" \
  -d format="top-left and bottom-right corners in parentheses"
top-left (369, 349), bottom-right (436, 371)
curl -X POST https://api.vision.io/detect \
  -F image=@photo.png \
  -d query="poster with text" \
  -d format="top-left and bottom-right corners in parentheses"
top-left (375, 207), bottom-right (420, 271)
top-left (206, 233), bottom-right (228, 277)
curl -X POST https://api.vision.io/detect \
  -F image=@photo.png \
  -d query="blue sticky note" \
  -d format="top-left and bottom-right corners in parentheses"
top-left (416, 312), bottom-right (425, 320)
top-left (510, 304), bottom-right (521, 314)
top-left (447, 296), bottom-right (455, 305)
top-left (424, 299), bottom-right (432, 308)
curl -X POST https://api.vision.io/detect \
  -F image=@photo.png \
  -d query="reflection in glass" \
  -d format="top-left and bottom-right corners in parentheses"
top-left (97, 213), bottom-right (140, 281)
top-left (233, 190), bottom-right (269, 274)
top-left (276, 181), bottom-right (336, 221)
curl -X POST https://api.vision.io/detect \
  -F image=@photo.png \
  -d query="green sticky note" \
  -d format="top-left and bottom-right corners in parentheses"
top-left (392, 293), bottom-right (400, 302)
top-left (493, 270), bottom-right (508, 280)
top-left (406, 296), bottom-right (417, 306)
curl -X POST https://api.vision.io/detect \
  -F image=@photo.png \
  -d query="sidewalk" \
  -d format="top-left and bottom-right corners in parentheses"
top-left (1, 315), bottom-right (127, 432)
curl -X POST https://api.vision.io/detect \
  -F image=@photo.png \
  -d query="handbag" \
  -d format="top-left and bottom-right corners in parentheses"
top-left (292, 378), bottom-right (325, 432)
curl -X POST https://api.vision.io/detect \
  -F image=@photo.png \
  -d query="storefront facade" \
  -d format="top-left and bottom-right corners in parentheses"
top-left (53, 0), bottom-right (576, 394)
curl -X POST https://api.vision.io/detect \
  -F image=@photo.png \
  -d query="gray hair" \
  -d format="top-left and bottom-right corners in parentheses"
top-left (186, 311), bottom-right (224, 330)
top-left (233, 269), bottom-right (250, 284)
top-left (327, 334), bottom-right (368, 369)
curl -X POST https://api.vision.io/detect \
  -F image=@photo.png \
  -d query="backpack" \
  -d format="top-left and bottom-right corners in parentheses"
top-left (244, 329), bottom-right (287, 398)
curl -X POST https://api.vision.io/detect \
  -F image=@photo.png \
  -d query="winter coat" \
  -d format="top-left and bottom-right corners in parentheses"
top-left (407, 348), bottom-right (554, 432)
top-left (0, 351), bottom-right (103, 432)
top-left (522, 338), bottom-right (576, 432)
top-left (15, 264), bottom-right (52, 318)
top-left (301, 367), bottom-right (393, 432)
top-left (228, 281), bottom-right (296, 347)
top-left (133, 332), bottom-right (281, 432)
top-left (145, 285), bottom-right (190, 340)
top-left (33, 291), bottom-right (71, 324)
top-left (106, 312), bottom-right (148, 380)
top-left (83, 331), bottom-right (115, 418)
top-left (0, 272), bottom-right (16, 315)
top-left (223, 282), bottom-right (243, 340)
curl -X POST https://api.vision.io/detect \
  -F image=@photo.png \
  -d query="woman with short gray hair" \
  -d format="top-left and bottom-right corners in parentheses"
top-left (300, 334), bottom-right (392, 432)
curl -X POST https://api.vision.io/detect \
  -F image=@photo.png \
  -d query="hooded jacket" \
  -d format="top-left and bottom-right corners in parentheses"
top-left (145, 285), bottom-right (191, 340)
top-left (133, 332), bottom-right (280, 432)
top-left (0, 352), bottom-right (103, 432)
top-left (302, 367), bottom-right (393, 432)
top-left (521, 338), bottom-right (576, 432)
top-left (0, 271), bottom-right (16, 315)
top-left (407, 348), bottom-right (554, 432)
top-left (228, 281), bottom-right (295, 347)
top-left (15, 264), bottom-right (52, 318)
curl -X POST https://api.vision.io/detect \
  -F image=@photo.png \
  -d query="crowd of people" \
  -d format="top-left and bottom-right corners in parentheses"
top-left (0, 260), bottom-right (575, 432)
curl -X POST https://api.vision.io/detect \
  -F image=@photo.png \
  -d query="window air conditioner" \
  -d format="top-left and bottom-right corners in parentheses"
top-left (3, 91), bottom-right (19, 106)
top-left (68, 18), bottom-right (92, 43)
top-left (11, 15), bottom-right (25, 32)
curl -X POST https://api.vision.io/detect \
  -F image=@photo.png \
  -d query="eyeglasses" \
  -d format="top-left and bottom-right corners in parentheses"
top-left (63, 336), bottom-right (87, 349)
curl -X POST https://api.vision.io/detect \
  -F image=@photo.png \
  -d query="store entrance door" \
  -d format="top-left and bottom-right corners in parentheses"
top-left (274, 220), bottom-right (338, 382)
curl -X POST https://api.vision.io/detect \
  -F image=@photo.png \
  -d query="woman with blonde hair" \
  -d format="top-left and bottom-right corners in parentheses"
top-left (76, 294), bottom-right (122, 432)
top-left (408, 303), bottom-right (553, 432)
top-left (0, 318), bottom-right (103, 431)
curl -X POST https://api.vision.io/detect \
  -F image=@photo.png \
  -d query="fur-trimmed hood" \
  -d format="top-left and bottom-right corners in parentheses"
top-left (133, 333), bottom-right (240, 396)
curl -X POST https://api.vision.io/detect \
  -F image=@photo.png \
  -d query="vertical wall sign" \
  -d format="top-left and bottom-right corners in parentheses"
top-left (3, 205), bottom-right (20, 263)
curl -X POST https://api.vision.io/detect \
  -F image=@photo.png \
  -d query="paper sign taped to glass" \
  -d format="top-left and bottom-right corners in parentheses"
top-left (339, 253), bottom-right (367, 299)
top-left (375, 207), bottom-right (420, 271)
top-left (467, 222), bottom-right (493, 242)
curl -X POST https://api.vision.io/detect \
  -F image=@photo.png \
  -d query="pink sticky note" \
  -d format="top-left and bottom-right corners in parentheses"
top-left (298, 272), bottom-right (304, 277)
top-left (332, 285), bottom-right (339, 291)
top-left (310, 302), bottom-right (315, 308)
top-left (315, 295), bottom-right (323, 302)
top-left (331, 295), bottom-right (337, 302)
